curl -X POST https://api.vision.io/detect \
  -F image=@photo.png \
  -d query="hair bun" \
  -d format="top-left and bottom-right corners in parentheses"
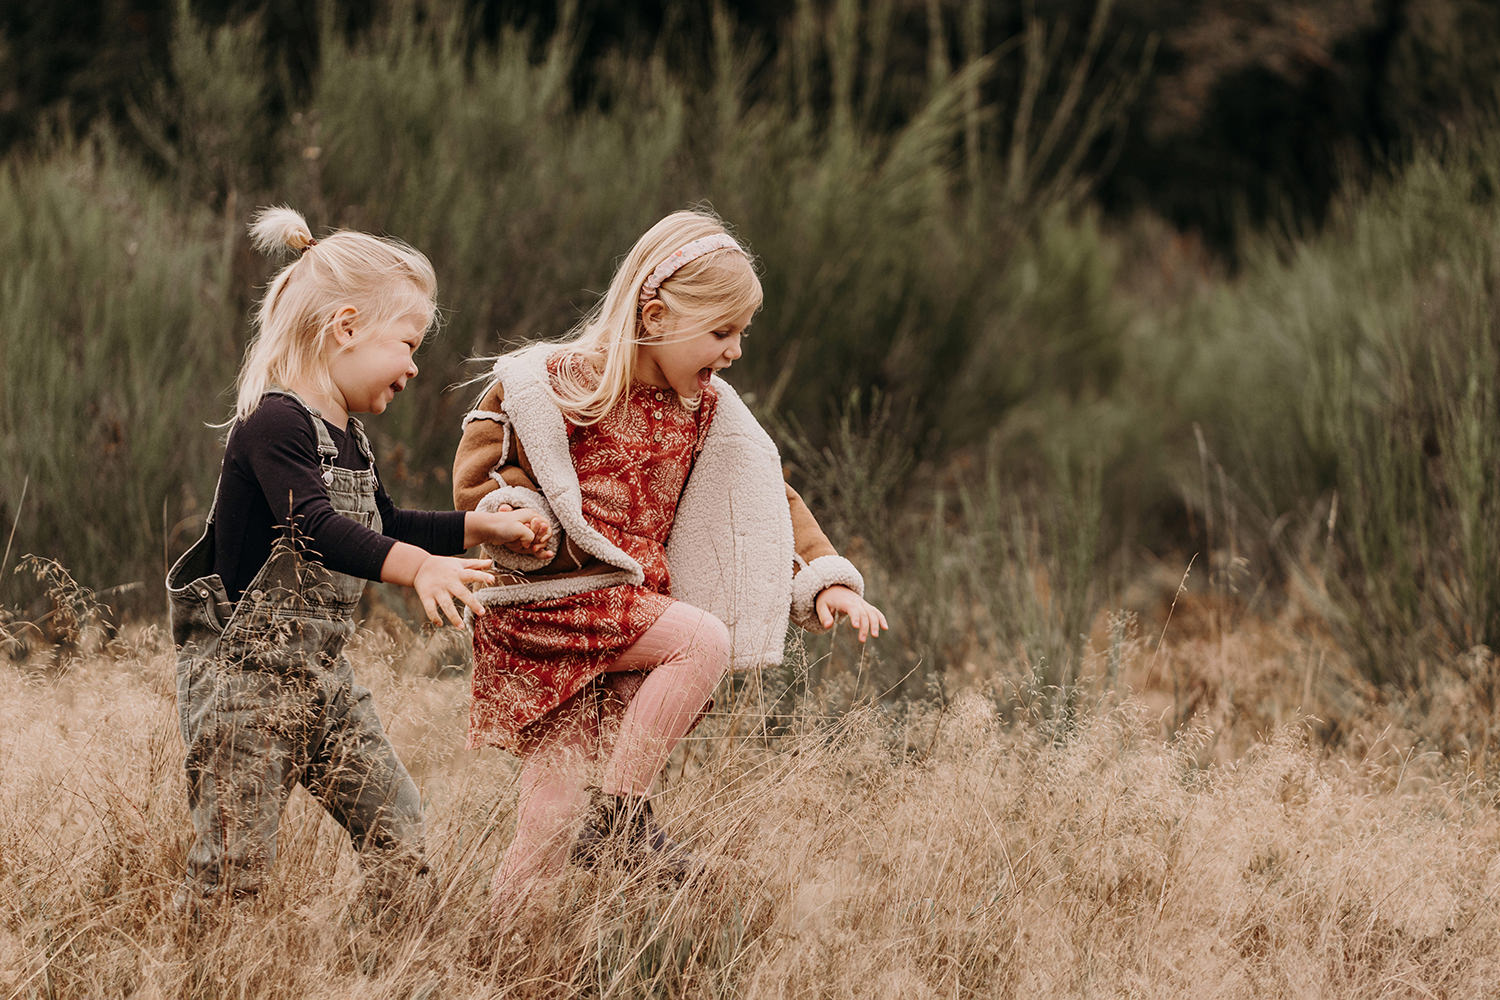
top-left (249, 206), bottom-right (315, 256)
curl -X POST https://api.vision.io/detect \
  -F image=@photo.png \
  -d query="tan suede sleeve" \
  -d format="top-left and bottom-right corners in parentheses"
top-left (453, 380), bottom-right (594, 575)
top-left (787, 482), bottom-right (838, 566)
top-left (453, 381), bottom-right (540, 512)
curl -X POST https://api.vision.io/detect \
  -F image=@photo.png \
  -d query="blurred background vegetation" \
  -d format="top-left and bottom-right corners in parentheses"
top-left (5, 0), bottom-right (1500, 718)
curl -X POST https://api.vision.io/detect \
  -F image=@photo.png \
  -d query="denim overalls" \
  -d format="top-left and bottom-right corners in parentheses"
top-left (166, 390), bottom-right (425, 899)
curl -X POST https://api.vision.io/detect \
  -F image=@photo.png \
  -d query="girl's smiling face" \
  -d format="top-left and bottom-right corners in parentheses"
top-left (635, 300), bottom-right (755, 400)
top-left (326, 305), bottom-right (429, 416)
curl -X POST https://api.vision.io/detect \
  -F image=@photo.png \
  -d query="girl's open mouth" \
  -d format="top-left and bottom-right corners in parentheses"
top-left (698, 368), bottom-right (713, 388)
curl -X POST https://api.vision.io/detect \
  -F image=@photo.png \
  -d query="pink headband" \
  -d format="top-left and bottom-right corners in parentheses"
top-left (638, 234), bottom-right (744, 305)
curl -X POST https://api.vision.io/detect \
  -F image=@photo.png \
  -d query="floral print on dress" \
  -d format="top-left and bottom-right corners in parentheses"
top-left (469, 353), bottom-right (719, 752)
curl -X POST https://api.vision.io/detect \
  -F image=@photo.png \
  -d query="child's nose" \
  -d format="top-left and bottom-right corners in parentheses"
top-left (723, 335), bottom-right (742, 360)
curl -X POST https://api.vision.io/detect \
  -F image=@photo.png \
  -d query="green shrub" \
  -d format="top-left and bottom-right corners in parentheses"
top-left (1156, 128), bottom-right (1500, 683)
top-left (0, 133), bottom-right (239, 609)
top-left (0, 1), bottom-right (1143, 612)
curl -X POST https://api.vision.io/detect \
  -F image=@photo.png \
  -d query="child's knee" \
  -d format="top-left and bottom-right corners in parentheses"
top-left (692, 611), bottom-right (731, 675)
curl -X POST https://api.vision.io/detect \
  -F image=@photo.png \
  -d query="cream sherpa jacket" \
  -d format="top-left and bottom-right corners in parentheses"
top-left (452, 344), bottom-right (864, 669)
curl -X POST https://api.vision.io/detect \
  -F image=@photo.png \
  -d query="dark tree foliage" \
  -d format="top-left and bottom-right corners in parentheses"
top-left (3, 0), bottom-right (1497, 252)
top-left (0, 0), bottom-right (171, 148)
top-left (1096, 0), bottom-right (1403, 253)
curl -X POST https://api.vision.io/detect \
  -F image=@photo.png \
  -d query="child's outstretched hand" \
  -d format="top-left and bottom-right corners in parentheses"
top-left (413, 555), bottom-right (497, 627)
top-left (468, 505), bottom-right (555, 561)
top-left (816, 585), bottom-right (889, 642)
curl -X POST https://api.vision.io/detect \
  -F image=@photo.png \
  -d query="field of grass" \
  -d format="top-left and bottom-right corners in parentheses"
top-left (1, 602), bottom-right (1496, 999)
top-left (6, 3), bottom-right (1500, 994)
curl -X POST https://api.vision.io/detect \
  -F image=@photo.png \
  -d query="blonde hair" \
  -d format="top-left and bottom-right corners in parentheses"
top-left (234, 206), bottom-right (437, 419)
top-left (547, 209), bottom-right (762, 424)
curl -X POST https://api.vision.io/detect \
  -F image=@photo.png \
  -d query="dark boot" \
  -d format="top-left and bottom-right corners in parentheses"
top-left (571, 787), bottom-right (697, 879)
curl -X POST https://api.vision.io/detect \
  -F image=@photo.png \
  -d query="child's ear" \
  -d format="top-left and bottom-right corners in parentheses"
top-left (332, 305), bottom-right (359, 343)
top-left (639, 300), bottom-right (667, 340)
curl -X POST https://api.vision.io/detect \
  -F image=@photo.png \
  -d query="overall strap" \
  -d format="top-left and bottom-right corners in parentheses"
top-left (345, 415), bottom-right (377, 467)
top-left (308, 412), bottom-right (340, 464)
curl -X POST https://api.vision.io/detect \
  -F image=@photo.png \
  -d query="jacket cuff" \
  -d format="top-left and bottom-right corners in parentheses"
top-left (477, 483), bottom-right (563, 572)
top-left (789, 554), bottom-right (865, 631)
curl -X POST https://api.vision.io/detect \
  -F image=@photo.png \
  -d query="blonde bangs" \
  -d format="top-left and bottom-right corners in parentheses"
top-left (658, 250), bottom-right (763, 331)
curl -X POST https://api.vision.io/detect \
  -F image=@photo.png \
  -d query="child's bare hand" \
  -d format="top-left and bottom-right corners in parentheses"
top-left (471, 506), bottom-right (556, 560)
top-left (816, 585), bottom-right (888, 642)
top-left (502, 507), bottom-right (555, 558)
top-left (414, 555), bottom-right (496, 627)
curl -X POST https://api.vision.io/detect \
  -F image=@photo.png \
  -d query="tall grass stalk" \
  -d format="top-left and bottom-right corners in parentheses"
top-left (0, 135), bottom-right (239, 608)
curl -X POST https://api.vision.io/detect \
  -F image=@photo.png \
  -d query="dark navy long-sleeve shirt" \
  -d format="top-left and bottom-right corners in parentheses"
top-left (211, 394), bottom-right (466, 602)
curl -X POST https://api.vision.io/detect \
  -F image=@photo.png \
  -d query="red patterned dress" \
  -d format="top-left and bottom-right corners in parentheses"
top-left (469, 355), bottom-right (719, 752)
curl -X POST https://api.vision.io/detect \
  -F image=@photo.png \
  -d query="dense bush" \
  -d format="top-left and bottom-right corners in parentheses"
top-left (0, 2), bottom-right (1130, 623)
top-left (7, 1), bottom-right (1500, 699)
top-left (1154, 130), bottom-right (1500, 682)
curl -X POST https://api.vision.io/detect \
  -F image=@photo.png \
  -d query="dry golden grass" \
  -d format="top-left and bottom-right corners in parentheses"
top-left (0, 614), bottom-right (1496, 999)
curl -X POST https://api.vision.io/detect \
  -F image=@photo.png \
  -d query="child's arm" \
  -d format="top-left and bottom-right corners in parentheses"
top-left (373, 479), bottom-right (551, 623)
top-left (786, 483), bottom-right (888, 642)
top-left (374, 465), bottom-right (549, 560)
top-left (231, 400), bottom-right (506, 627)
top-left (453, 379), bottom-right (568, 572)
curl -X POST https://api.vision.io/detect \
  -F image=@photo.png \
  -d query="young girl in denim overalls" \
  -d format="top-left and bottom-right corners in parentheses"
top-left (167, 207), bottom-right (552, 907)
top-left (452, 209), bottom-right (889, 917)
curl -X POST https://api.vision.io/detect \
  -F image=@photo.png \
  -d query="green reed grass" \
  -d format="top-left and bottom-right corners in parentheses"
top-left (1, 0), bottom-right (1137, 630)
top-left (0, 135), bottom-right (241, 609)
top-left (18, 0), bottom-right (1500, 709)
top-left (1145, 129), bottom-right (1500, 685)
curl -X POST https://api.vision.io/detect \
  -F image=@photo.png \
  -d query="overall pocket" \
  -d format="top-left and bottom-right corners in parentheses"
top-left (168, 574), bottom-right (228, 652)
top-left (170, 579), bottom-right (229, 742)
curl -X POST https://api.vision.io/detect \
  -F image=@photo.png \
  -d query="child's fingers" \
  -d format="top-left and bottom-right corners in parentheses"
top-left (462, 566), bottom-right (497, 588)
top-left (452, 583), bottom-right (486, 622)
top-left (438, 593), bottom-right (465, 628)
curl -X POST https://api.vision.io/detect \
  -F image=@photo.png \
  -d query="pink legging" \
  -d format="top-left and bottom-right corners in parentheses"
top-left (490, 601), bottom-right (730, 905)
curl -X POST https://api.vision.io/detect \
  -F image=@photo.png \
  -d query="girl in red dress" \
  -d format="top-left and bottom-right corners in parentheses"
top-left (453, 209), bottom-right (887, 914)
